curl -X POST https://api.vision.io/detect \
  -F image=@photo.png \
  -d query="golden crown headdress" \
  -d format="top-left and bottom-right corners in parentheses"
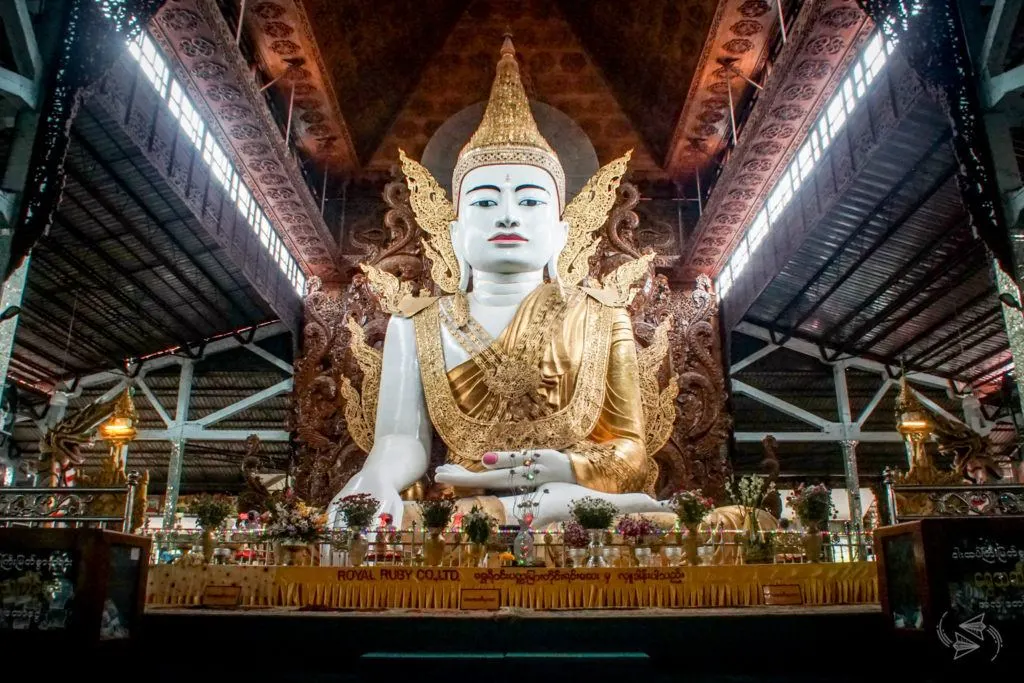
top-left (397, 36), bottom-right (633, 294)
top-left (452, 35), bottom-right (566, 213)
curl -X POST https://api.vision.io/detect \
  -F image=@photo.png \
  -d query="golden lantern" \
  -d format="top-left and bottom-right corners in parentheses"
top-left (894, 375), bottom-right (935, 476)
top-left (895, 375), bottom-right (931, 436)
top-left (98, 387), bottom-right (138, 446)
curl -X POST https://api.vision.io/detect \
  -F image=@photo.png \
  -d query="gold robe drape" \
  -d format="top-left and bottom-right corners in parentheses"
top-left (412, 283), bottom-right (650, 494)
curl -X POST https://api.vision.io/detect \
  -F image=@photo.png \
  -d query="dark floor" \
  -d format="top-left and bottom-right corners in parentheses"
top-left (12, 605), bottom-right (1019, 680)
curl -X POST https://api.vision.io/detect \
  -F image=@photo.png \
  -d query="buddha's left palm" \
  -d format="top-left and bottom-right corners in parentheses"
top-left (434, 449), bottom-right (575, 490)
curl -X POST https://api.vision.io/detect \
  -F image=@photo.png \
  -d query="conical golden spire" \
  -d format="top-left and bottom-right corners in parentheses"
top-left (452, 35), bottom-right (566, 212)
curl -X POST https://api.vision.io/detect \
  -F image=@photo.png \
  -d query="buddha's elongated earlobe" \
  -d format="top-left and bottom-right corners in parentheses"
top-left (451, 221), bottom-right (471, 293)
top-left (451, 221), bottom-right (470, 327)
top-left (548, 219), bottom-right (569, 299)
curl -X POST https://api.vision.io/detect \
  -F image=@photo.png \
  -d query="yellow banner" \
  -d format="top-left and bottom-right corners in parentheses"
top-left (147, 562), bottom-right (878, 610)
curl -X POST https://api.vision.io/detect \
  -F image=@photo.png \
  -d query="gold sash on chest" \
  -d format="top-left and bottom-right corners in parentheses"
top-left (412, 286), bottom-right (615, 468)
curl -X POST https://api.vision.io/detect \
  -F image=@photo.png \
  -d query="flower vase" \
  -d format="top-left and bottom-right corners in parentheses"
top-left (424, 528), bottom-right (445, 566)
top-left (276, 541), bottom-right (308, 566)
top-left (801, 523), bottom-right (823, 563)
top-left (348, 531), bottom-right (368, 567)
top-left (585, 529), bottom-right (607, 568)
top-left (684, 524), bottom-right (702, 566)
top-left (201, 529), bottom-right (215, 564)
top-left (566, 547), bottom-right (588, 567)
top-left (467, 542), bottom-right (486, 567)
top-left (741, 509), bottom-right (773, 564)
top-left (633, 541), bottom-right (653, 567)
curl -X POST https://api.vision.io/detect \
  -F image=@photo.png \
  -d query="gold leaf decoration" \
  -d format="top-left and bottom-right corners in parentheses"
top-left (637, 316), bottom-right (678, 456)
top-left (339, 316), bottom-right (383, 453)
top-left (361, 263), bottom-right (413, 315)
top-left (558, 151), bottom-right (632, 287)
top-left (399, 149), bottom-right (460, 293)
top-left (598, 252), bottom-right (655, 307)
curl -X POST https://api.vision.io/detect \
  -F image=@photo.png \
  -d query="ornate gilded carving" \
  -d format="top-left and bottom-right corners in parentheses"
top-left (360, 263), bottom-right (414, 316)
top-left (637, 316), bottom-right (679, 457)
top-left (559, 152), bottom-right (633, 287)
top-left (39, 394), bottom-right (122, 488)
top-left (594, 252), bottom-right (657, 307)
top-left (338, 316), bottom-right (382, 454)
top-left (399, 150), bottom-right (460, 294)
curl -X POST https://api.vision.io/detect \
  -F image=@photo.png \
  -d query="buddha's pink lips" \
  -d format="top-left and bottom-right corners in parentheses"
top-left (489, 233), bottom-right (527, 242)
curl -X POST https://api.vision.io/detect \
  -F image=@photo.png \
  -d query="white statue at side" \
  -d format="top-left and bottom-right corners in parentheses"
top-left (329, 37), bottom-right (667, 530)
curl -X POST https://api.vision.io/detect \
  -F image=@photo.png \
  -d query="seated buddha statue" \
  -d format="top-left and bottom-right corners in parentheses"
top-left (328, 38), bottom-right (667, 530)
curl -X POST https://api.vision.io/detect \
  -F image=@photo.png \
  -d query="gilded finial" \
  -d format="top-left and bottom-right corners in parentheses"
top-left (452, 36), bottom-right (566, 213)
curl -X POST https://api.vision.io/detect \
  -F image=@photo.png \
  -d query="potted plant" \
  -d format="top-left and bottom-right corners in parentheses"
top-left (616, 515), bottom-right (660, 566)
top-left (335, 493), bottom-right (380, 566)
top-left (562, 520), bottom-right (589, 567)
top-left (418, 494), bottom-right (457, 566)
top-left (462, 505), bottom-right (495, 567)
top-left (265, 495), bottom-right (327, 566)
top-left (187, 494), bottom-right (234, 564)
top-left (670, 489), bottom-right (715, 566)
top-left (787, 483), bottom-right (836, 563)
top-left (568, 497), bottom-right (618, 567)
top-left (727, 474), bottom-right (776, 564)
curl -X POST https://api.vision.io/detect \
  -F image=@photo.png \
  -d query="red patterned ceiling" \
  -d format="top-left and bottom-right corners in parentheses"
top-left (365, 0), bottom-right (661, 180)
top-left (681, 0), bottom-right (874, 280)
top-left (665, 0), bottom-right (782, 175)
top-left (236, 0), bottom-right (776, 187)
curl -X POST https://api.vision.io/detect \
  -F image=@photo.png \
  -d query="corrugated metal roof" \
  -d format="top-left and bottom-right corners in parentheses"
top-left (11, 100), bottom-right (277, 392)
top-left (744, 91), bottom-right (1007, 390)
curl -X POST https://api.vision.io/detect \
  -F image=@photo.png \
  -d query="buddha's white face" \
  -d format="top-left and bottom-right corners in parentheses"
top-left (452, 164), bottom-right (567, 278)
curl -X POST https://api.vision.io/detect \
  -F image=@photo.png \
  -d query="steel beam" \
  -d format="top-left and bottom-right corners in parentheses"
top-left (908, 386), bottom-right (966, 427)
top-left (243, 343), bottom-right (293, 375)
top-left (134, 376), bottom-right (172, 428)
top-left (162, 359), bottom-right (194, 526)
top-left (856, 379), bottom-right (893, 427)
top-left (195, 378), bottom-right (292, 427)
top-left (136, 428), bottom-right (290, 441)
top-left (985, 61), bottom-right (1024, 108)
top-left (840, 439), bottom-right (865, 555)
top-left (733, 430), bottom-right (903, 443)
top-left (0, 67), bottom-right (37, 109)
top-left (735, 321), bottom-right (963, 392)
top-left (731, 379), bottom-right (832, 429)
top-left (979, 0), bottom-right (1023, 77)
top-left (0, 0), bottom-right (41, 80)
top-left (58, 320), bottom-right (288, 391)
top-left (729, 342), bottom-right (777, 375)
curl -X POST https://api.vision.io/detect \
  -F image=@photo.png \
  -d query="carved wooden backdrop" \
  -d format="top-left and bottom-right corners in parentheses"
top-left (290, 168), bottom-right (731, 506)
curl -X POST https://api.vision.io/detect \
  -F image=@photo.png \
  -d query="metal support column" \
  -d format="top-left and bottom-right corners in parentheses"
top-left (840, 439), bottom-right (865, 559)
top-left (163, 359), bottom-right (193, 527)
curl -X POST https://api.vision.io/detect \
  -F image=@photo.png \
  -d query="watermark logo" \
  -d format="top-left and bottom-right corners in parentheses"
top-left (937, 612), bottom-right (1003, 661)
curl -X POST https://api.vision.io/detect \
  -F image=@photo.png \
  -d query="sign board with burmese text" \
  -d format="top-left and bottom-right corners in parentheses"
top-left (460, 588), bottom-right (500, 610)
top-left (762, 584), bottom-right (802, 605)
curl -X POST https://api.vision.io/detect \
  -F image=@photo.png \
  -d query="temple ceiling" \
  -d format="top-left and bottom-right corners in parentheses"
top-left (241, 0), bottom-right (768, 188)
